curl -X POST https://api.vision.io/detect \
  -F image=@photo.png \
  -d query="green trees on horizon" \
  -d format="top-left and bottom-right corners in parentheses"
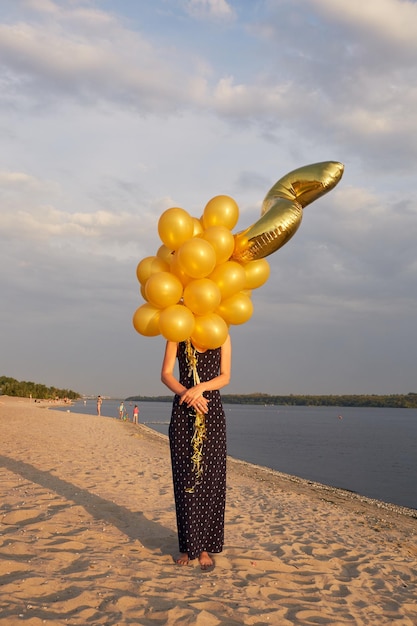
top-left (126, 392), bottom-right (417, 409)
top-left (221, 392), bottom-right (417, 409)
top-left (0, 376), bottom-right (80, 400)
top-left (3, 375), bottom-right (415, 407)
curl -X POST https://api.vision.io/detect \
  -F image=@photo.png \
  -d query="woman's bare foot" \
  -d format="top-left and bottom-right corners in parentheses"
top-left (175, 552), bottom-right (189, 566)
top-left (198, 551), bottom-right (214, 570)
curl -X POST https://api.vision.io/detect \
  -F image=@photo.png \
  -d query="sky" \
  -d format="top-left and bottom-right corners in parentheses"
top-left (1, 0), bottom-right (417, 399)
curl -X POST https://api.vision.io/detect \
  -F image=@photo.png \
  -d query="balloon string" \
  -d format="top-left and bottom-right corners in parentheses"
top-left (184, 339), bottom-right (206, 494)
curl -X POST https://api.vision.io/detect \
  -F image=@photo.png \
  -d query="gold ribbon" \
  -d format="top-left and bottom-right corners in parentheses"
top-left (184, 339), bottom-right (206, 493)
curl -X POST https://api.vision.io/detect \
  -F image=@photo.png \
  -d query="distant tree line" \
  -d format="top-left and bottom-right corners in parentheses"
top-left (126, 392), bottom-right (417, 409)
top-left (0, 376), bottom-right (80, 400)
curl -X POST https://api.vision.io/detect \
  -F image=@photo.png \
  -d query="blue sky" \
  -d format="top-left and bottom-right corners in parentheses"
top-left (1, 0), bottom-right (416, 398)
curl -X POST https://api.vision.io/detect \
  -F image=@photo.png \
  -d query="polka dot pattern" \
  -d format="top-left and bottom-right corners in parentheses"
top-left (169, 341), bottom-right (226, 561)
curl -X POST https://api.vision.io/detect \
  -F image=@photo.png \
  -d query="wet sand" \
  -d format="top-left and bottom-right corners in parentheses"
top-left (1, 395), bottom-right (416, 625)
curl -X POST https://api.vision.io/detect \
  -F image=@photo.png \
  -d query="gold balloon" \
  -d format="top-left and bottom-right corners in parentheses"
top-left (233, 161), bottom-right (344, 262)
top-left (170, 252), bottom-right (193, 286)
top-left (200, 225), bottom-right (235, 265)
top-left (136, 255), bottom-right (169, 285)
top-left (159, 304), bottom-right (195, 342)
top-left (243, 258), bottom-right (271, 290)
top-left (183, 278), bottom-right (222, 316)
top-left (233, 197), bottom-right (303, 263)
top-left (191, 313), bottom-right (229, 350)
top-left (261, 161), bottom-right (345, 213)
top-left (209, 260), bottom-right (246, 300)
top-left (177, 238), bottom-right (217, 279)
top-left (217, 292), bottom-right (254, 325)
top-left (145, 272), bottom-right (183, 309)
top-left (132, 303), bottom-right (161, 337)
top-left (192, 217), bottom-right (204, 236)
top-left (158, 207), bottom-right (194, 250)
top-left (156, 244), bottom-right (174, 266)
top-left (203, 195), bottom-right (239, 230)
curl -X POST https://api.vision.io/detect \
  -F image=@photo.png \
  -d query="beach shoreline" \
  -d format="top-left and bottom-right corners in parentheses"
top-left (139, 420), bottom-right (417, 521)
top-left (1, 395), bottom-right (416, 625)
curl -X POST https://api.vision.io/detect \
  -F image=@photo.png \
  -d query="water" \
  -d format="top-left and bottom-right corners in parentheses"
top-left (63, 399), bottom-right (417, 511)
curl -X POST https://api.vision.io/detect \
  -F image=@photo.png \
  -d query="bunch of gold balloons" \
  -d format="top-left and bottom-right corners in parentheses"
top-left (133, 161), bottom-right (344, 349)
top-left (133, 196), bottom-right (270, 348)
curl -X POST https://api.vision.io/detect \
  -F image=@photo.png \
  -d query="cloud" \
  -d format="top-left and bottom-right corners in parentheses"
top-left (184, 0), bottom-right (235, 21)
top-left (0, 171), bottom-right (162, 265)
top-left (0, 169), bottom-right (54, 191)
top-left (0, 6), bottom-right (191, 113)
top-left (1, 0), bottom-right (416, 178)
top-left (1, 0), bottom-right (416, 396)
top-left (309, 0), bottom-right (417, 53)
top-left (22, 0), bottom-right (60, 14)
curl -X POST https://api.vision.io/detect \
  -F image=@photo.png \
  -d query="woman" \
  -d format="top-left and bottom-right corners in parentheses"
top-left (161, 334), bottom-right (231, 569)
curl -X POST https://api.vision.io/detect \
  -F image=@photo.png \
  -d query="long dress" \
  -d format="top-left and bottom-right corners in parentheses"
top-left (169, 341), bottom-right (226, 560)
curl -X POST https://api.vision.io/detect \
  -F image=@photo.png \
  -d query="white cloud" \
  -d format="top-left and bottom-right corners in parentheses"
top-left (210, 76), bottom-right (293, 119)
top-left (1, 200), bottom-right (159, 264)
top-left (0, 170), bottom-right (48, 188)
top-left (309, 0), bottom-right (417, 52)
top-left (1, 0), bottom-right (415, 180)
top-left (0, 0), bottom-right (416, 396)
top-left (22, 0), bottom-right (59, 14)
top-left (0, 165), bottom-right (162, 264)
top-left (0, 16), bottom-right (189, 113)
top-left (184, 0), bottom-right (235, 20)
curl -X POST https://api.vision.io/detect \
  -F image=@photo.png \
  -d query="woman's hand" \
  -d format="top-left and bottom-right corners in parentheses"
top-left (179, 386), bottom-right (209, 414)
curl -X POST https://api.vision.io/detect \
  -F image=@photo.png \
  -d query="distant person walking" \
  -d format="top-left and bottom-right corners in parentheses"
top-left (97, 395), bottom-right (102, 416)
top-left (119, 401), bottom-right (126, 420)
top-left (133, 404), bottom-right (140, 424)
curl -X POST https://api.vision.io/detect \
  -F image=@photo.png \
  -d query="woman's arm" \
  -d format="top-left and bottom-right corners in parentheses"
top-left (179, 335), bottom-right (231, 409)
top-left (160, 336), bottom-right (232, 413)
top-left (161, 340), bottom-right (208, 411)
top-left (161, 341), bottom-right (186, 396)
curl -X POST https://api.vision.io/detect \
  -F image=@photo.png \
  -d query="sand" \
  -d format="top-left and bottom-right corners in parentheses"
top-left (0, 395), bottom-right (416, 625)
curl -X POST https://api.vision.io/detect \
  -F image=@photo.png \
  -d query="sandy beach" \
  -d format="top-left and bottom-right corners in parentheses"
top-left (1, 396), bottom-right (416, 625)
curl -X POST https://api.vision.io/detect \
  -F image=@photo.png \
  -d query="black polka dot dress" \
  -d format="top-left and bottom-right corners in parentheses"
top-left (169, 341), bottom-right (226, 561)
